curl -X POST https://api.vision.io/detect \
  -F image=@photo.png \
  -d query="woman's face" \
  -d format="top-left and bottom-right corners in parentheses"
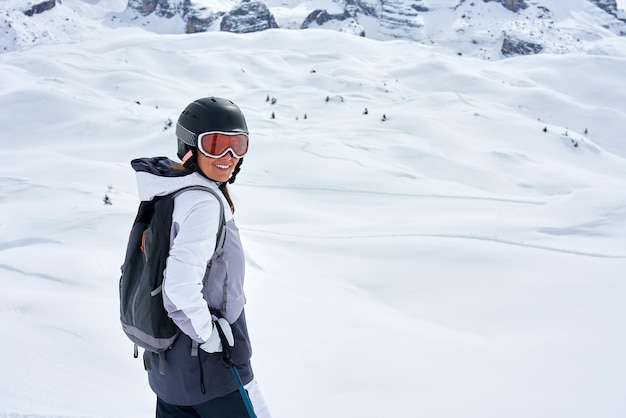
top-left (197, 151), bottom-right (240, 183)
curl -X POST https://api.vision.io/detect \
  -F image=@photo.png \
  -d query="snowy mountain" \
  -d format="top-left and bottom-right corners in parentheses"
top-left (1, 0), bottom-right (626, 416)
top-left (2, 0), bottom-right (626, 59)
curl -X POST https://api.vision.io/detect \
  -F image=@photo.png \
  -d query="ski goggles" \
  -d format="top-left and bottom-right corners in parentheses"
top-left (197, 131), bottom-right (249, 158)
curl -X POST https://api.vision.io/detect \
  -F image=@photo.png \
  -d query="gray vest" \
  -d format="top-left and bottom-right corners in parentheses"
top-left (203, 219), bottom-right (247, 324)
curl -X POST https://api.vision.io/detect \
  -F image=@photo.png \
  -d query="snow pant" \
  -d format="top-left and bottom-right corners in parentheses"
top-left (156, 380), bottom-right (271, 418)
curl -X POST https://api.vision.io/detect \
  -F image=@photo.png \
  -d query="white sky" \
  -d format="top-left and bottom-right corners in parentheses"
top-left (1, 4), bottom-right (626, 418)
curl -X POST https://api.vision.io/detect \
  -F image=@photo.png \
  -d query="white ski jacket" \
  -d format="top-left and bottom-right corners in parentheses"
top-left (133, 157), bottom-right (253, 406)
top-left (135, 159), bottom-right (246, 343)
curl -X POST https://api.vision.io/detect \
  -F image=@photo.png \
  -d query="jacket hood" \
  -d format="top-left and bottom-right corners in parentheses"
top-left (131, 156), bottom-right (220, 201)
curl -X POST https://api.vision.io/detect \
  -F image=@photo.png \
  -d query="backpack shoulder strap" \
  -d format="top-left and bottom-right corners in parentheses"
top-left (171, 185), bottom-right (227, 256)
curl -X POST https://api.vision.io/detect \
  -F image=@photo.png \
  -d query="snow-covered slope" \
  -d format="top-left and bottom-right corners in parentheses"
top-left (0, 19), bottom-right (625, 417)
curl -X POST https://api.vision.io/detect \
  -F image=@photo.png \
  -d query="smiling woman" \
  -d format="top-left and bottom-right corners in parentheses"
top-left (173, 97), bottom-right (250, 212)
top-left (129, 97), bottom-right (270, 418)
top-left (193, 130), bottom-right (249, 184)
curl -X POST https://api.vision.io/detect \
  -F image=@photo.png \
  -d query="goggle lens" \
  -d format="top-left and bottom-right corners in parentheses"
top-left (198, 132), bottom-right (249, 158)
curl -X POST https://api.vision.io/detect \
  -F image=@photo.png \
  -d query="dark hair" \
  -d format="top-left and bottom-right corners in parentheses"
top-left (219, 183), bottom-right (235, 214)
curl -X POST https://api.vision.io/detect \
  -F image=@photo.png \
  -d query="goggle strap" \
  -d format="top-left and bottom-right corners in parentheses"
top-left (176, 123), bottom-right (198, 145)
top-left (182, 150), bottom-right (194, 164)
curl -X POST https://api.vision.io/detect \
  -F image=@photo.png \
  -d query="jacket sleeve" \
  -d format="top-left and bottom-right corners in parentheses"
top-left (162, 190), bottom-right (221, 344)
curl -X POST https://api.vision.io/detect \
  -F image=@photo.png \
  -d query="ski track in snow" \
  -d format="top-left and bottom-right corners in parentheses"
top-left (243, 228), bottom-right (626, 259)
top-left (0, 264), bottom-right (68, 284)
top-left (238, 183), bottom-right (547, 205)
top-left (0, 414), bottom-right (91, 418)
top-left (0, 238), bottom-right (62, 252)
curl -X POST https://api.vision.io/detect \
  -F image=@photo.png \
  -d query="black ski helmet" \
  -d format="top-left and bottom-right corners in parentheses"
top-left (175, 97), bottom-right (248, 183)
top-left (176, 96), bottom-right (248, 160)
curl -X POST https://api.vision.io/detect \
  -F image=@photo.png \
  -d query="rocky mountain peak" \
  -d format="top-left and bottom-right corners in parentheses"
top-left (221, 0), bottom-right (278, 33)
top-left (3, 0), bottom-right (625, 59)
top-left (484, 0), bottom-right (528, 13)
top-left (23, 0), bottom-right (56, 16)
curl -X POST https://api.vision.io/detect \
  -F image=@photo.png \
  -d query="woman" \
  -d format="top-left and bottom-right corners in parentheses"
top-left (131, 97), bottom-right (270, 417)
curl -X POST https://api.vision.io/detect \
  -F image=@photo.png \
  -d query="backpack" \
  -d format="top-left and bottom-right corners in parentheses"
top-left (119, 185), bottom-right (226, 373)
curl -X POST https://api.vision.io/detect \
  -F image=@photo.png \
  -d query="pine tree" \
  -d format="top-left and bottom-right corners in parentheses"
top-left (163, 118), bottom-right (172, 131)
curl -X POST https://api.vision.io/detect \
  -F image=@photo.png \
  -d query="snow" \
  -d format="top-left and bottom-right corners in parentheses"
top-left (1, 3), bottom-right (626, 418)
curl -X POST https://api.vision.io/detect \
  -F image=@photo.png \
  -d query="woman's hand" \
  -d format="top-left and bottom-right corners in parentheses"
top-left (200, 318), bottom-right (234, 353)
